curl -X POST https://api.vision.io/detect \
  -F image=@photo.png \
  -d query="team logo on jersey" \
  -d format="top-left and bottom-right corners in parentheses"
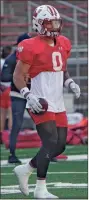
top-left (59, 47), bottom-right (62, 50)
top-left (17, 46), bottom-right (24, 52)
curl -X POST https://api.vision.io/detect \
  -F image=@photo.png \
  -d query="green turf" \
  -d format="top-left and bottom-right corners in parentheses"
top-left (1, 171), bottom-right (88, 185)
top-left (1, 145), bottom-right (88, 199)
top-left (1, 160), bottom-right (88, 173)
top-left (1, 188), bottom-right (88, 199)
top-left (1, 145), bottom-right (88, 160)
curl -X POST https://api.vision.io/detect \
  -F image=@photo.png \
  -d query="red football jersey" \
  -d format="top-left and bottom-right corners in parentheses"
top-left (17, 35), bottom-right (71, 78)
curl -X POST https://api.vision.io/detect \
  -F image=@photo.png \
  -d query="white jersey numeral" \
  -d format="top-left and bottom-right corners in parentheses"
top-left (52, 52), bottom-right (63, 71)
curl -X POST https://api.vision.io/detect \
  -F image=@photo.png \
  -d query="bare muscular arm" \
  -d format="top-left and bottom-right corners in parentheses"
top-left (13, 60), bottom-right (30, 91)
top-left (13, 60), bottom-right (42, 112)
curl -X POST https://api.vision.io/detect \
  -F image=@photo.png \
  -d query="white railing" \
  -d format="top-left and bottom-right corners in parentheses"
top-left (57, 1), bottom-right (87, 13)
top-left (56, 1), bottom-right (87, 46)
top-left (1, 1), bottom-right (4, 16)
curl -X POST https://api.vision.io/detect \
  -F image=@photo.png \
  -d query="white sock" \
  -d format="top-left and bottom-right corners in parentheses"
top-left (36, 179), bottom-right (46, 189)
top-left (25, 162), bottom-right (34, 172)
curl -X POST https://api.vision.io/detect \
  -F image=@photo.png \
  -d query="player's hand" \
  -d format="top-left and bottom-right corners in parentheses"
top-left (70, 82), bottom-right (80, 99)
top-left (26, 93), bottom-right (43, 113)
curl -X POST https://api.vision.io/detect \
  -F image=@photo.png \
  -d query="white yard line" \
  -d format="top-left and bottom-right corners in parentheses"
top-left (1, 171), bottom-right (88, 176)
top-left (67, 154), bottom-right (87, 161)
top-left (1, 154), bottom-right (87, 167)
top-left (1, 182), bottom-right (88, 195)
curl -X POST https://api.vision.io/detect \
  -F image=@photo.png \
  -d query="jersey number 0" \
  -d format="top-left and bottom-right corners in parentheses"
top-left (52, 52), bottom-right (63, 71)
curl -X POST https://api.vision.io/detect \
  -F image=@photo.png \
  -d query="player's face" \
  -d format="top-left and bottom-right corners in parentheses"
top-left (43, 20), bottom-right (61, 32)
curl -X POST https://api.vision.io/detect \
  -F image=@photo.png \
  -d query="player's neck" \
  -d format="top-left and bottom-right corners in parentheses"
top-left (40, 36), bottom-right (56, 46)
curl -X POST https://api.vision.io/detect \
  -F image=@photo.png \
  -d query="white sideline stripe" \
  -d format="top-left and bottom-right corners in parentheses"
top-left (1, 182), bottom-right (88, 188)
top-left (1, 182), bottom-right (88, 195)
top-left (67, 155), bottom-right (87, 161)
top-left (1, 172), bottom-right (88, 175)
top-left (1, 154), bottom-right (87, 167)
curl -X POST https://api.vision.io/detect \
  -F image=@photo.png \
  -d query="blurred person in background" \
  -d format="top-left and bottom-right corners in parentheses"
top-left (0, 46), bottom-right (12, 143)
top-left (13, 5), bottom-right (80, 199)
top-left (1, 33), bottom-right (31, 163)
top-left (0, 46), bottom-right (12, 70)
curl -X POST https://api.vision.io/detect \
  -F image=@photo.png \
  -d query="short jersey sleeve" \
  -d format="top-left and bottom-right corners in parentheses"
top-left (64, 37), bottom-right (71, 58)
top-left (59, 35), bottom-right (72, 58)
top-left (16, 39), bottom-right (33, 65)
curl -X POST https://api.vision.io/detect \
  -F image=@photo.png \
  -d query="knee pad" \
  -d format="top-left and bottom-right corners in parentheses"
top-left (44, 139), bottom-right (58, 160)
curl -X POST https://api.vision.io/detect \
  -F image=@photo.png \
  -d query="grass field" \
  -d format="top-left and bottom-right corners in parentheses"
top-left (1, 145), bottom-right (88, 199)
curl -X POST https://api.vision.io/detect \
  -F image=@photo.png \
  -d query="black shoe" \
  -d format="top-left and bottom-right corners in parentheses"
top-left (8, 155), bottom-right (22, 164)
top-left (51, 157), bottom-right (58, 162)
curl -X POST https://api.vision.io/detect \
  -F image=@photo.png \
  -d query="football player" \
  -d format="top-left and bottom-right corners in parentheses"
top-left (13, 5), bottom-right (80, 198)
